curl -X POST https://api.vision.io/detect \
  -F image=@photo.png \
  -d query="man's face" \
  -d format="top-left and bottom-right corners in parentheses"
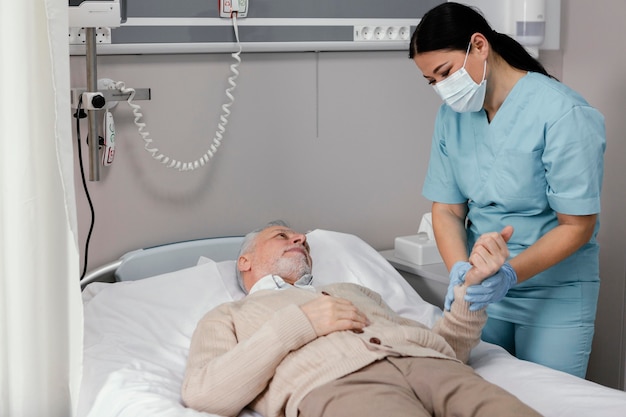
top-left (243, 226), bottom-right (312, 284)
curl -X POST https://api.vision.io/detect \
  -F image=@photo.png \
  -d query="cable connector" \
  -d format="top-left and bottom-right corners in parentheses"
top-left (82, 92), bottom-right (106, 110)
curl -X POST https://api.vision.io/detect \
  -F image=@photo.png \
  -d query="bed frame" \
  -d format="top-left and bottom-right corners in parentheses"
top-left (79, 232), bottom-right (626, 417)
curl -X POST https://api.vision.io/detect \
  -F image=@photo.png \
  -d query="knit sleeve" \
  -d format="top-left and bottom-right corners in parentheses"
top-left (181, 303), bottom-right (317, 416)
top-left (432, 285), bottom-right (486, 363)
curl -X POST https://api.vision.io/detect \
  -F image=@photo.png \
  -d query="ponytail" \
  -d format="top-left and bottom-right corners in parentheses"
top-left (488, 31), bottom-right (550, 77)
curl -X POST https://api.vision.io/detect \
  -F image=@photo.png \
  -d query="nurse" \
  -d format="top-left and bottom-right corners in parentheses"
top-left (409, 2), bottom-right (605, 378)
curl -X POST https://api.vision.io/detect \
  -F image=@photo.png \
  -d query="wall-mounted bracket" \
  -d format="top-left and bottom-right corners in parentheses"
top-left (71, 87), bottom-right (151, 108)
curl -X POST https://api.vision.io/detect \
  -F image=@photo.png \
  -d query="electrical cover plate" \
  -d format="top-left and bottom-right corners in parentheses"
top-left (68, 0), bottom-right (122, 28)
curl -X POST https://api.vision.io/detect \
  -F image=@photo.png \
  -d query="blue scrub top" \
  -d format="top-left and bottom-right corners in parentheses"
top-left (422, 72), bottom-right (605, 322)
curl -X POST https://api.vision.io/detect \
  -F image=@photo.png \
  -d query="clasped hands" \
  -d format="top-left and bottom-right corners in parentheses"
top-left (444, 226), bottom-right (517, 312)
top-left (299, 226), bottom-right (517, 335)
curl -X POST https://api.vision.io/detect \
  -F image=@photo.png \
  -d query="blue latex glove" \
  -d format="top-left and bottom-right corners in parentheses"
top-left (444, 261), bottom-right (472, 311)
top-left (464, 262), bottom-right (517, 311)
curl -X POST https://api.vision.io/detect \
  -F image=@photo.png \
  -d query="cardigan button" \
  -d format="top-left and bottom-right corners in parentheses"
top-left (369, 337), bottom-right (381, 345)
top-left (321, 291), bottom-right (330, 296)
top-left (351, 329), bottom-right (364, 334)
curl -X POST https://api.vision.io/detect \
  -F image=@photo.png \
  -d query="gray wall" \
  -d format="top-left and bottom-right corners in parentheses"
top-left (70, 0), bottom-right (626, 389)
top-left (560, 0), bottom-right (626, 391)
top-left (71, 50), bottom-right (438, 260)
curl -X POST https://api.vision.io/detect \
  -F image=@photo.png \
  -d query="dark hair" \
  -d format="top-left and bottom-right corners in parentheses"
top-left (409, 2), bottom-right (551, 77)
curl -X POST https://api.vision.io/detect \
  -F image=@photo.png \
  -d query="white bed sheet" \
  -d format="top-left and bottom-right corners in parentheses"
top-left (79, 229), bottom-right (626, 417)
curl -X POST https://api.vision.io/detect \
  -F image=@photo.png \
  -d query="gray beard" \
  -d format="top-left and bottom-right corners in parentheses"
top-left (273, 256), bottom-right (311, 283)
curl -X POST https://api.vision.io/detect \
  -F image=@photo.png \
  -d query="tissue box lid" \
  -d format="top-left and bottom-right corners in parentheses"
top-left (394, 235), bottom-right (443, 265)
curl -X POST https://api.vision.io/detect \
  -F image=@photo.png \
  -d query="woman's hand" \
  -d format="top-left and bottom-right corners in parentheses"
top-left (464, 263), bottom-right (517, 311)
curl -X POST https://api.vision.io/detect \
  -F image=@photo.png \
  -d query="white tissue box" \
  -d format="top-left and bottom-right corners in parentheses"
top-left (394, 234), bottom-right (443, 265)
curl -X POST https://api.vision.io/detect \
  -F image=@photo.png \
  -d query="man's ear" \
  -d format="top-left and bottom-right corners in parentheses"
top-left (238, 255), bottom-right (251, 274)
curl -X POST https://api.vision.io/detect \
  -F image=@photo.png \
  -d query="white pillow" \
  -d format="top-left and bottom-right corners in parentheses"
top-left (79, 229), bottom-right (440, 417)
top-left (307, 229), bottom-right (440, 326)
top-left (80, 260), bottom-right (236, 417)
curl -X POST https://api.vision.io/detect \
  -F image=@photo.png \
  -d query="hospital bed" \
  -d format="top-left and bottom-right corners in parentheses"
top-left (78, 229), bottom-right (626, 417)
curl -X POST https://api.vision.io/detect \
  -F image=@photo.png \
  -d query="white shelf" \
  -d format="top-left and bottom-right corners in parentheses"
top-left (379, 250), bottom-right (448, 284)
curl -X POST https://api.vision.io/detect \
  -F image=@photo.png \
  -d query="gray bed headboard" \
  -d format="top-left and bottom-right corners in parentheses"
top-left (81, 236), bottom-right (244, 288)
top-left (115, 236), bottom-right (244, 281)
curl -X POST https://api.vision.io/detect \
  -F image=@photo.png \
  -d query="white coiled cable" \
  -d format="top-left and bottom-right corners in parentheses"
top-left (115, 15), bottom-right (243, 171)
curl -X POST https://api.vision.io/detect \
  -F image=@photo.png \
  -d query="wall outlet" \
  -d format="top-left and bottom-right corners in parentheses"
top-left (219, 0), bottom-right (248, 18)
top-left (69, 27), bottom-right (112, 45)
top-left (354, 25), bottom-right (410, 42)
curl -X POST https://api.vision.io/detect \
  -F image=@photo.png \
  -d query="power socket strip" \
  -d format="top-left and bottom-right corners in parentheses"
top-left (69, 27), bottom-right (112, 45)
top-left (354, 25), bottom-right (411, 42)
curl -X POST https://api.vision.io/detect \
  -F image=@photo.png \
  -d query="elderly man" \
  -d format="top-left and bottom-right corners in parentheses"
top-left (182, 222), bottom-right (541, 417)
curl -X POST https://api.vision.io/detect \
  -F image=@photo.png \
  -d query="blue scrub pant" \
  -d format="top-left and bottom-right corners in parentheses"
top-left (481, 281), bottom-right (599, 379)
top-left (481, 318), bottom-right (595, 378)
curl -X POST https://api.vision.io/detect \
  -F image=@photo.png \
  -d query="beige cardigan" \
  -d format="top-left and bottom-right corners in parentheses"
top-left (182, 283), bottom-right (485, 417)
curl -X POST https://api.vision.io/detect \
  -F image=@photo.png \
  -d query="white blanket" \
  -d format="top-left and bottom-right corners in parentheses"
top-left (79, 229), bottom-right (626, 417)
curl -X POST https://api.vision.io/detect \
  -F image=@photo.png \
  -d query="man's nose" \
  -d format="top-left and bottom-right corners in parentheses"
top-left (292, 233), bottom-right (307, 244)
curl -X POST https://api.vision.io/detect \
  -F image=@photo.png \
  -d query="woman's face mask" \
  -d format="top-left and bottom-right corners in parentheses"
top-left (432, 43), bottom-right (487, 113)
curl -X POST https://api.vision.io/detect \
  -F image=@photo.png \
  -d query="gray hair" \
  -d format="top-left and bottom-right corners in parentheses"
top-left (236, 220), bottom-right (290, 293)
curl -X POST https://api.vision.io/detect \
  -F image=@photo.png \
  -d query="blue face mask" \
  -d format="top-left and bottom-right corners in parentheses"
top-left (433, 43), bottom-right (487, 113)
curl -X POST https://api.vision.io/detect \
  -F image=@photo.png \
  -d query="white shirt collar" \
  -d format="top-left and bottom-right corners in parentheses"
top-left (249, 274), bottom-right (314, 294)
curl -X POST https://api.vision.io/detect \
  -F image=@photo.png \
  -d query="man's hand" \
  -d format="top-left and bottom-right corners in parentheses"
top-left (300, 294), bottom-right (370, 337)
top-left (461, 225), bottom-right (517, 311)
top-left (444, 226), bottom-right (514, 311)
top-left (464, 225), bottom-right (514, 286)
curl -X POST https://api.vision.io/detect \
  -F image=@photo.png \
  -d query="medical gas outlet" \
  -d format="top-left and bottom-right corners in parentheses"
top-left (220, 0), bottom-right (248, 18)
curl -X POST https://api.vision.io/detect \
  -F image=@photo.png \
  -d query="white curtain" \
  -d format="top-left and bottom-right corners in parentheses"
top-left (0, 0), bottom-right (82, 416)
